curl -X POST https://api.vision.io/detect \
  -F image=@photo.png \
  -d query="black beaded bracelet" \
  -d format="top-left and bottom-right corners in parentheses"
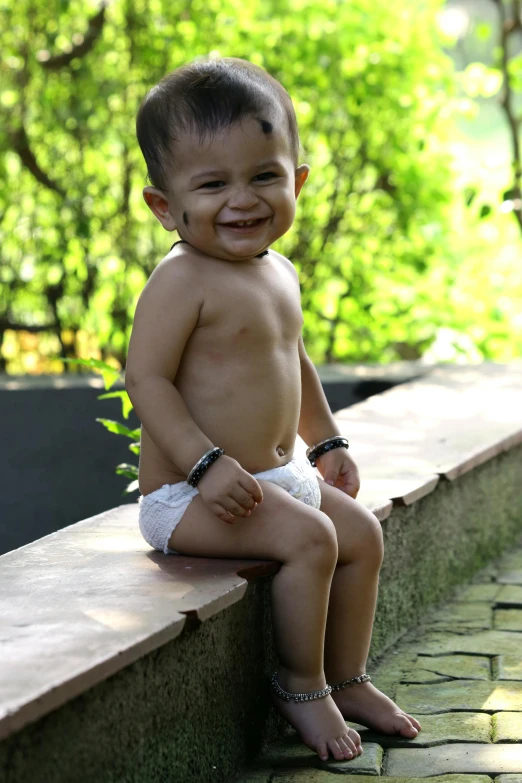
top-left (187, 447), bottom-right (225, 487)
top-left (306, 436), bottom-right (349, 467)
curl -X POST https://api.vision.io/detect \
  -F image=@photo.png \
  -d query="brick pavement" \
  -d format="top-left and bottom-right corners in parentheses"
top-left (236, 543), bottom-right (522, 780)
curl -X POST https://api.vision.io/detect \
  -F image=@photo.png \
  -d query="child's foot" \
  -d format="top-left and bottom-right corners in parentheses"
top-left (331, 680), bottom-right (421, 738)
top-left (271, 671), bottom-right (363, 762)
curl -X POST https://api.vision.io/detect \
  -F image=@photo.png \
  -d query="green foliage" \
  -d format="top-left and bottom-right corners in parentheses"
top-left (460, 62), bottom-right (502, 98)
top-left (97, 390), bottom-right (134, 418)
top-left (63, 356), bottom-right (139, 493)
top-left (63, 357), bottom-right (121, 388)
top-left (96, 418), bottom-right (140, 440)
top-left (115, 463), bottom-right (139, 495)
top-left (1, 0), bottom-right (521, 369)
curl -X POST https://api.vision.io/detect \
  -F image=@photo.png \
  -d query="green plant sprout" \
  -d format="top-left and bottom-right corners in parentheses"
top-left (63, 358), bottom-right (140, 495)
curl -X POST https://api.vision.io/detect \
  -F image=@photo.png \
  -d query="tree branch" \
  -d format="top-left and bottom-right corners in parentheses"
top-left (10, 124), bottom-right (65, 196)
top-left (492, 0), bottom-right (522, 230)
top-left (39, 3), bottom-right (107, 70)
top-left (0, 319), bottom-right (57, 333)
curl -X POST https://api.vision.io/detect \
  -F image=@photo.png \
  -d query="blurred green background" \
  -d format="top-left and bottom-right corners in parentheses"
top-left (1, 0), bottom-right (521, 373)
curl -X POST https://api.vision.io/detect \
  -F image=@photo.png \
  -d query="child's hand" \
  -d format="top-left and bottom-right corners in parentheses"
top-left (316, 448), bottom-right (360, 499)
top-left (197, 455), bottom-right (263, 524)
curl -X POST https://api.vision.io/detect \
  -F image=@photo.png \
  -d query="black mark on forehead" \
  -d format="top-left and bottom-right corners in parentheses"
top-left (259, 119), bottom-right (273, 135)
top-left (183, 211), bottom-right (189, 226)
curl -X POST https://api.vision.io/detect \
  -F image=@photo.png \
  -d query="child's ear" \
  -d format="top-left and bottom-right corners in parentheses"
top-left (143, 187), bottom-right (177, 231)
top-left (294, 164), bottom-right (310, 199)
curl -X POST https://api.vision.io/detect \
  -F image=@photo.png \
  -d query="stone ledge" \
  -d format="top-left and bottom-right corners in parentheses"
top-left (316, 361), bottom-right (432, 384)
top-left (337, 363), bottom-right (522, 513)
top-left (0, 504), bottom-right (278, 741)
top-left (3, 447), bottom-right (521, 744)
top-left (2, 363), bottom-right (522, 783)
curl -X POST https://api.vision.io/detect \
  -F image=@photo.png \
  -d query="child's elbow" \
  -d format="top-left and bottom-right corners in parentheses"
top-left (125, 370), bottom-right (162, 398)
top-left (125, 367), bottom-right (141, 396)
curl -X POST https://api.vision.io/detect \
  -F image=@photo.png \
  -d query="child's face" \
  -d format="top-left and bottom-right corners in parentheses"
top-left (144, 115), bottom-right (309, 262)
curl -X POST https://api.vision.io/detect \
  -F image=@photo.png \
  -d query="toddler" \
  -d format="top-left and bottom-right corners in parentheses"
top-left (126, 57), bottom-right (421, 762)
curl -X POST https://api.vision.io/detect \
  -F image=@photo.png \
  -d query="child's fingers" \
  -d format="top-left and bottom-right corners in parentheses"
top-left (324, 471), bottom-right (338, 486)
top-left (213, 504), bottom-right (237, 524)
top-left (344, 471), bottom-right (361, 497)
top-left (240, 476), bottom-right (263, 503)
top-left (343, 479), bottom-right (360, 499)
top-left (223, 496), bottom-right (251, 518)
top-left (230, 486), bottom-right (257, 511)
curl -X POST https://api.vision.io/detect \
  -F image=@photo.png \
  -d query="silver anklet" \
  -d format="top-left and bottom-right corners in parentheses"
top-left (331, 674), bottom-right (371, 692)
top-left (271, 672), bottom-right (332, 703)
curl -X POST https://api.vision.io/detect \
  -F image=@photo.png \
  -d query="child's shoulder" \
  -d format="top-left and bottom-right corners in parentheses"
top-left (270, 249), bottom-right (300, 284)
top-left (146, 242), bottom-right (201, 287)
top-left (135, 245), bottom-right (206, 320)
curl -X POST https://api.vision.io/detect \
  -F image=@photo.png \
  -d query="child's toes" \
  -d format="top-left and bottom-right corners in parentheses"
top-left (348, 727), bottom-right (362, 751)
top-left (394, 712), bottom-right (419, 737)
top-left (409, 715), bottom-right (422, 732)
top-left (317, 742), bottom-right (329, 761)
top-left (328, 739), bottom-right (346, 761)
top-left (338, 736), bottom-right (355, 759)
top-left (342, 733), bottom-right (358, 756)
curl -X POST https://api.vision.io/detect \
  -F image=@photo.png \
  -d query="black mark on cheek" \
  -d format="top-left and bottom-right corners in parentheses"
top-left (259, 119), bottom-right (273, 135)
top-left (183, 211), bottom-right (189, 226)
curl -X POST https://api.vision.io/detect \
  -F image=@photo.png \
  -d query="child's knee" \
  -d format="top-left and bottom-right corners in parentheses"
top-left (295, 509), bottom-right (338, 565)
top-left (361, 510), bottom-right (384, 567)
top-left (339, 504), bottom-right (384, 568)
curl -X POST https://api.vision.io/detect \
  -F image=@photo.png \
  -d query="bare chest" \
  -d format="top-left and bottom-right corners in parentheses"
top-left (190, 257), bottom-right (303, 357)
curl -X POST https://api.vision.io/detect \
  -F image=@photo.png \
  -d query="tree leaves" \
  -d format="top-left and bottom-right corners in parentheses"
top-left (1, 0), bottom-right (521, 370)
top-left (62, 357), bottom-right (121, 389)
top-left (95, 418), bottom-right (140, 440)
top-left (98, 390), bottom-right (134, 419)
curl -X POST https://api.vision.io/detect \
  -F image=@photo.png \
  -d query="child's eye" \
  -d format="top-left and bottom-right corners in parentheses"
top-left (254, 172), bottom-right (277, 182)
top-left (200, 181), bottom-right (225, 189)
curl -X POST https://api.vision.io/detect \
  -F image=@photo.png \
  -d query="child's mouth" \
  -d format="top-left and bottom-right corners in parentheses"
top-left (219, 217), bottom-right (268, 234)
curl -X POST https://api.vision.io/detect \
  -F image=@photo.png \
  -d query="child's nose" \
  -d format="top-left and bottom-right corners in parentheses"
top-left (227, 185), bottom-right (259, 210)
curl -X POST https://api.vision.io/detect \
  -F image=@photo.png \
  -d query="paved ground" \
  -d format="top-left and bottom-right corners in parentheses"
top-left (236, 540), bottom-right (522, 780)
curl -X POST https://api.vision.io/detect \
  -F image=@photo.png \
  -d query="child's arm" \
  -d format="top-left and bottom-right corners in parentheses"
top-left (125, 261), bottom-right (214, 477)
top-left (297, 336), bottom-right (360, 498)
top-left (125, 260), bottom-right (263, 520)
top-left (297, 336), bottom-right (342, 447)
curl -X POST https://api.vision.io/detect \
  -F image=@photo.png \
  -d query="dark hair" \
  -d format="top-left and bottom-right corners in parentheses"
top-left (136, 57), bottom-right (301, 191)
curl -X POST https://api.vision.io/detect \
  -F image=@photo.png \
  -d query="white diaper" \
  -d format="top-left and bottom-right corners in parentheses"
top-left (138, 450), bottom-right (322, 554)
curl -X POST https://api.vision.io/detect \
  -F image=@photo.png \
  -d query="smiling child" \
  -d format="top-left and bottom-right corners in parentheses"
top-left (126, 57), bottom-right (421, 763)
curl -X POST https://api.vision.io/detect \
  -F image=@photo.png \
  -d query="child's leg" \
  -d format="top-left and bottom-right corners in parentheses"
top-left (168, 480), bottom-right (361, 761)
top-left (318, 481), bottom-right (421, 738)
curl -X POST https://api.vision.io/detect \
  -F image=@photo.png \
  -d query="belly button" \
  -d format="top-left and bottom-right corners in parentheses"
top-left (277, 446), bottom-right (285, 457)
